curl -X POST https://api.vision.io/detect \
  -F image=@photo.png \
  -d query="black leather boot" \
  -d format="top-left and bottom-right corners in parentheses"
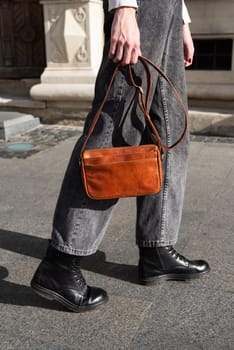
top-left (139, 246), bottom-right (210, 285)
top-left (31, 245), bottom-right (108, 312)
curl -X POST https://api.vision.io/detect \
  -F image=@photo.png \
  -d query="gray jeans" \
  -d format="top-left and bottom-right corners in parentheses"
top-left (51, 0), bottom-right (189, 256)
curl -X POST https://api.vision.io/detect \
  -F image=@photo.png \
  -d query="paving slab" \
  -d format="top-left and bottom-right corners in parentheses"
top-left (128, 286), bottom-right (234, 350)
top-left (0, 293), bottom-right (151, 350)
top-left (0, 132), bottom-right (234, 349)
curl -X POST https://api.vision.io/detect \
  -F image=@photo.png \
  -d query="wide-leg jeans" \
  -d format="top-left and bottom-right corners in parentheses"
top-left (51, 0), bottom-right (190, 256)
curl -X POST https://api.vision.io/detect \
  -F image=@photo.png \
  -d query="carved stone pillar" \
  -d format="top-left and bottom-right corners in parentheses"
top-left (30, 0), bottom-right (104, 119)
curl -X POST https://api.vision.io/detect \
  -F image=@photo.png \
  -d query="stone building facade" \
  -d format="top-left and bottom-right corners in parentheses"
top-left (187, 0), bottom-right (234, 110)
top-left (0, 0), bottom-right (233, 124)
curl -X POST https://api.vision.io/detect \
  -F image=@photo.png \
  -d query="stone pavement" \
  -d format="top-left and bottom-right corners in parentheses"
top-left (0, 129), bottom-right (234, 350)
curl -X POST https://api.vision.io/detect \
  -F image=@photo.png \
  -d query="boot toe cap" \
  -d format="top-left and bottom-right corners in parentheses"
top-left (59, 286), bottom-right (108, 310)
top-left (190, 259), bottom-right (210, 274)
top-left (83, 286), bottom-right (109, 308)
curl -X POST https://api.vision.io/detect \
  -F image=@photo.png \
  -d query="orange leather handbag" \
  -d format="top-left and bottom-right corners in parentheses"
top-left (80, 56), bottom-right (187, 200)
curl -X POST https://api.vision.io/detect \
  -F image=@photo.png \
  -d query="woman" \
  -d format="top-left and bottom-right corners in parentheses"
top-left (31, 0), bottom-right (209, 312)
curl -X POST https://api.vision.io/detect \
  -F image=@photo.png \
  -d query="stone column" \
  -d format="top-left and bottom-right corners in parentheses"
top-left (30, 0), bottom-right (104, 120)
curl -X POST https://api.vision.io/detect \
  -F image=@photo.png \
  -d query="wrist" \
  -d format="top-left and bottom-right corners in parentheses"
top-left (183, 23), bottom-right (191, 33)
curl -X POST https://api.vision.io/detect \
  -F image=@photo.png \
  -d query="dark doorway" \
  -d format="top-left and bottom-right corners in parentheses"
top-left (0, 0), bottom-right (46, 78)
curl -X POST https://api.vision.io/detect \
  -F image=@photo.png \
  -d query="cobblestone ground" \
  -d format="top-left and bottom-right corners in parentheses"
top-left (0, 124), bottom-right (82, 159)
top-left (1, 124), bottom-right (234, 159)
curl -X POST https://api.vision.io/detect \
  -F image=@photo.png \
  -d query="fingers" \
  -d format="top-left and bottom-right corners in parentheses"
top-left (109, 40), bottom-right (141, 65)
top-left (183, 23), bottom-right (194, 68)
top-left (184, 47), bottom-right (194, 67)
top-left (184, 57), bottom-right (193, 67)
top-left (130, 47), bottom-right (142, 65)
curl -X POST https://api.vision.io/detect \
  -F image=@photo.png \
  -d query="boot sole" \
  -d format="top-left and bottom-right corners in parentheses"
top-left (31, 281), bottom-right (108, 312)
top-left (139, 268), bottom-right (210, 285)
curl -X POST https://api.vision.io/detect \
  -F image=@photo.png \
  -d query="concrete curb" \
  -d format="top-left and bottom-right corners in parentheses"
top-left (189, 109), bottom-right (234, 137)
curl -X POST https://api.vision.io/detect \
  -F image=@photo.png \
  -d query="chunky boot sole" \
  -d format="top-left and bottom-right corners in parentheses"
top-left (139, 268), bottom-right (210, 285)
top-left (31, 281), bottom-right (108, 312)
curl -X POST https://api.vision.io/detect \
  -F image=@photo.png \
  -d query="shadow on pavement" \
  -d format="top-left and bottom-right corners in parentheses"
top-left (0, 265), bottom-right (9, 280)
top-left (82, 251), bottom-right (138, 284)
top-left (0, 278), bottom-right (66, 311)
top-left (0, 229), bottom-right (48, 260)
top-left (0, 228), bottom-right (138, 309)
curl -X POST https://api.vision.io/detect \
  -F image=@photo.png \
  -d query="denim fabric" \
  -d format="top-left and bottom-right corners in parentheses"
top-left (51, 0), bottom-right (189, 255)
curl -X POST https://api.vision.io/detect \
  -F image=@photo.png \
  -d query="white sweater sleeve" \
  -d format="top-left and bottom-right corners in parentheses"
top-left (108, 0), bottom-right (138, 12)
top-left (182, 0), bottom-right (191, 24)
top-left (108, 0), bottom-right (138, 11)
top-left (108, 0), bottom-right (191, 23)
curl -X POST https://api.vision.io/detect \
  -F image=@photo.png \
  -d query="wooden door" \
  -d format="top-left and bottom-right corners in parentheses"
top-left (0, 0), bottom-right (46, 78)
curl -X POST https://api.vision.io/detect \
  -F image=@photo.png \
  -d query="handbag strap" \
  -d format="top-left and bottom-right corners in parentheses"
top-left (129, 56), bottom-right (188, 152)
top-left (80, 55), bottom-right (188, 157)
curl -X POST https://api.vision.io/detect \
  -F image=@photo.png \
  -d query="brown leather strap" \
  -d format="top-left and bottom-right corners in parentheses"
top-left (80, 63), bottom-right (120, 156)
top-left (80, 55), bottom-right (188, 157)
top-left (128, 64), bottom-right (164, 154)
top-left (138, 56), bottom-right (188, 151)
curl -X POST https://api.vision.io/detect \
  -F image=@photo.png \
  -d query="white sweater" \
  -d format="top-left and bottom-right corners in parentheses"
top-left (108, 0), bottom-right (191, 23)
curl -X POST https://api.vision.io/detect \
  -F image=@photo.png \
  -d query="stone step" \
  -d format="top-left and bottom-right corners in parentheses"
top-left (0, 79), bottom-right (39, 96)
top-left (189, 109), bottom-right (234, 137)
top-left (0, 94), bottom-right (45, 109)
top-left (0, 111), bottom-right (40, 140)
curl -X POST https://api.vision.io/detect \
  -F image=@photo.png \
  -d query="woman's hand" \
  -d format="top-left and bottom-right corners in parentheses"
top-left (109, 7), bottom-right (141, 65)
top-left (183, 23), bottom-right (194, 67)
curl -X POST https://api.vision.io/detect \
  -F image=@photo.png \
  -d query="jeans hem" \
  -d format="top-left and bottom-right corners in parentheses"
top-left (50, 240), bottom-right (97, 256)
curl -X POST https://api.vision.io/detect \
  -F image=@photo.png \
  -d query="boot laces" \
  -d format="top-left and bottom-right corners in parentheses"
top-left (168, 247), bottom-right (189, 266)
top-left (71, 260), bottom-right (87, 292)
